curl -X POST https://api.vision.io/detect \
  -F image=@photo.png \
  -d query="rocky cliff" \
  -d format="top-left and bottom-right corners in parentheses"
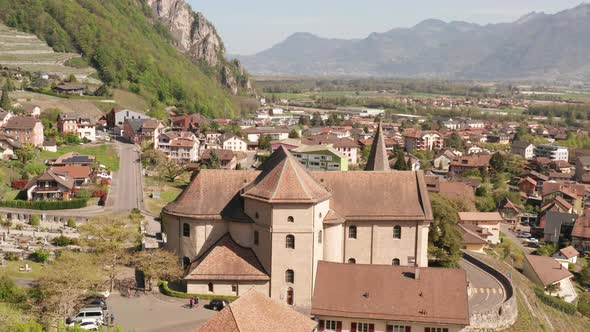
top-left (146, 0), bottom-right (252, 95)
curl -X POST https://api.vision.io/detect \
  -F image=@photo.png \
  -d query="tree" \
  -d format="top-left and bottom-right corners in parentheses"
top-left (63, 132), bottom-right (81, 145)
top-left (545, 283), bottom-right (559, 296)
top-left (131, 249), bottom-right (183, 291)
top-left (204, 150), bottom-right (221, 169)
top-left (258, 134), bottom-right (272, 151)
top-left (15, 144), bottom-right (36, 164)
top-left (490, 152), bottom-right (507, 173)
top-left (428, 194), bottom-right (462, 267)
top-left (141, 149), bottom-right (167, 168)
top-left (32, 252), bottom-right (104, 327)
top-left (78, 216), bottom-right (141, 292)
top-left (444, 133), bottom-right (464, 150)
top-left (29, 249), bottom-right (49, 263)
top-left (393, 151), bottom-right (409, 170)
top-left (157, 159), bottom-right (185, 182)
top-left (288, 129), bottom-right (300, 139)
top-left (0, 84), bottom-right (9, 109)
top-left (578, 266), bottom-right (590, 288)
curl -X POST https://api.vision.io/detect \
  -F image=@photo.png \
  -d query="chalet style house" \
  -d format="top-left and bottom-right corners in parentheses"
top-left (163, 126), bottom-right (433, 310)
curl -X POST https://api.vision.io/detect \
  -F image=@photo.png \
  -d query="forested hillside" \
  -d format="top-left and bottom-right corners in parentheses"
top-left (0, 0), bottom-right (237, 118)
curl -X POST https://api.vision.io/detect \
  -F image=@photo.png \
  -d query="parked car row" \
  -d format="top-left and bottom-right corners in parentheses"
top-left (65, 296), bottom-right (111, 331)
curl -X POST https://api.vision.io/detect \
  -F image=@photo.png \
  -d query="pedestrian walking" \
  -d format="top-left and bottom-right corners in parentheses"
top-left (189, 297), bottom-right (194, 308)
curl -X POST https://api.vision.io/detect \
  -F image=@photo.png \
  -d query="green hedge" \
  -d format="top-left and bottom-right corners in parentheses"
top-left (533, 287), bottom-right (577, 315)
top-left (0, 199), bottom-right (87, 210)
top-left (158, 281), bottom-right (238, 302)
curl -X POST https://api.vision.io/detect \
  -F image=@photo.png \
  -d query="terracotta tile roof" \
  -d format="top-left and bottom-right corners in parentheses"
top-left (499, 198), bottom-right (523, 212)
top-left (302, 134), bottom-right (359, 148)
top-left (50, 166), bottom-right (91, 179)
top-left (323, 209), bottom-right (345, 225)
top-left (312, 171), bottom-right (432, 221)
top-left (243, 146), bottom-right (331, 204)
top-left (365, 122), bottom-right (390, 171)
top-left (3, 116), bottom-right (39, 130)
top-left (439, 182), bottom-right (476, 203)
top-left (542, 182), bottom-right (586, 197)
top-left (572, 209), bottom-right (590, 240)
top-left (202, 149), bottom-right (235, 162)
top-left (450, 155), bottom-right (491, 168)
top-left (169, 138), bottom-right (196, 148)
top-left (185, 234), bottom-right (268, 281)
top-left (197, 290), bottom-right (316, 332)
top-left (525, 255), bottom-right (572, 287)
top-left (311, 261), bottom-right (469, 326)
top-left (164, 170), bottom-right (259, 218)
top-left (26, 169), bottom-right (74, 190)
top-left (559, 246), bottom-right (580, 259)
top-left (458, 212), bottom-right (503, 222)
top-left (456, 224), bottom-right (488, 245)
top-left (519, 177), bottom-right (537, 186)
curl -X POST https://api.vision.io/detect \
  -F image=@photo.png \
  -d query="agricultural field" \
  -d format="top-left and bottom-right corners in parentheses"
top-left (10, 90), bottom-right (104, 121)
top-left (0, 23), bottom-right (96, 81)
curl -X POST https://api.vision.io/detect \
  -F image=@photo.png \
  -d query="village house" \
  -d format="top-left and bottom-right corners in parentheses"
top-left (291, 145), bottom-right (348, 171)
top-left (311, 262), bottom-right (469, 332)
top-left (523, 255), bottom-right (576, 303)
top-left (52, 83), bottom-right (86, 96)
top-left (50, 165), bottom-right (92, 187)
top-left (0, 133), bottom-right (21, 160)
top-left (403, 130), bottom-right (443, 152)
top-left (0, 108), bottom-right (14, 127)
top-left (12, 103), bottom-right (41, 117)
top-left (511, 141), bottom-right (535, 159)
top-left (162, 145), bottom-right (433, 309)
top-left (541, 182), bottom-right (586, 215)
top-left (57, 113), bottom-right (96, 142)
top-left (201, 149), bottom-right (237, 170)
top-left (433, 149), bottom-right (460, 171)
top-left (158, 131), bottom-right (200, 163)
top-left (572, 209), bottom-right (590, 254)
top-left (49, 152), bottom-right (95, 167)
top-left (456, 224), bottom-right (488, 253)
top-left (106, 108), bottom-right (152, 128)
top-left (303, 134), bottom-right (360, 165)
top-left (243, 127), bottom-right (290, 143)
top-left (498, 198), bottom-right (523, 224)
top-left (196, 290), bottom-right (316, 332)
top-left (170, 113), bottom-right (208, 133)
top-left (458, 212), bottom-right (502, 244)
top-left (123, 119), bottom-right (164, 147)
top-left (575, 156), bottom-right (590, 183)
top-left (449, 154), bottom-right (491, 176)
top-left (0, 116), bottom-right (44, 147)
top-left (486, 134), bottom-right (511, 145)
top-left (220, 133), bottom-right (248, 152)
top-left (519, 177), bottom-right (538, 197)
top-left (552, 246), bottom-right (580, 265)
top-left (25, 169), bottom-right (75, 201)
top-left (540, 211), bottom-right (577, 243)
top-left (534, 144), bottom-right (569, 162)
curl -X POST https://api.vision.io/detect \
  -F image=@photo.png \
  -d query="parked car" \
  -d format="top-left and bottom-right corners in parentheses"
top-left (209, 299), bottom-right (229, 311)
top-left (519, 232), bottom-right (532, 238)
top-left (68, 307), bottom-right (104, 325)
top-left (84, 297), bottom-right (108, 311)
top-left (96, 172), bottom-right (112, 180)
top-left (528, 238), bottom-right (539, 243)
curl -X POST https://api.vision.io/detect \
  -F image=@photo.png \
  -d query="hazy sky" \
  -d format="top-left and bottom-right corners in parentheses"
top-left (188, 0), bottom-right (585, 55)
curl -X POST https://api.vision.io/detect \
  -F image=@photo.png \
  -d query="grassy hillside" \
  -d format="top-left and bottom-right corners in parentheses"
top-left (0, 0), bottom-right (235, 118)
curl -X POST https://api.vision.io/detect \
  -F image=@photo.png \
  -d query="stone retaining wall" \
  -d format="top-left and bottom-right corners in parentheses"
top-left (463, 251), bottom-right (518, 331)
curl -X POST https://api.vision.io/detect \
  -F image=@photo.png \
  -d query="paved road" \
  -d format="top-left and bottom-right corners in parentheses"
top-left (108, 293), bottom-right (215, 332)
top-left (500, 224), bottom-right (535, 254)
top-left (110, 141), bottom-right (142, 214)
top-left (460, 259), bottom-right (505, 313)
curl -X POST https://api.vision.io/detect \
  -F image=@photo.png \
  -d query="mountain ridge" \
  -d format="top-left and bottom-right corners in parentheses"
top-left (238, 3), bottom-right (590, 81)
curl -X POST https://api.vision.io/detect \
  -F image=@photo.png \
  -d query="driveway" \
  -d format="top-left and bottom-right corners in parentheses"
top-left (107, 293), bottom-right (216, 332)
top-left (500, 224), bottom-right (535, 254)
top-left (460, 258), bottom-right (506, 313)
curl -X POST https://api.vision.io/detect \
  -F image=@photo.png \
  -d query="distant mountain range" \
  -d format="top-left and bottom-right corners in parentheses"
top-left (238, 3), bottom-right (590, 82)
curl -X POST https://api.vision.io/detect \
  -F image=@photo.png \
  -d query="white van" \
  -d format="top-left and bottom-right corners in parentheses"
top-left (72, 307), bottom-right (104, 324)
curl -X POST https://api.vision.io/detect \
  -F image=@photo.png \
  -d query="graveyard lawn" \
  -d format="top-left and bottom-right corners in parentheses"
top-left (1, 260), bottom-right (46, 280)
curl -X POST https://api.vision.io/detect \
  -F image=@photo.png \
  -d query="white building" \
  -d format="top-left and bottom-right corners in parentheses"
top-left (220, 134), bottom-right (248, 152)
top-left (534, 144), bottom-right (569, 161)
top-left (511, 141), bottom-right (535, 159)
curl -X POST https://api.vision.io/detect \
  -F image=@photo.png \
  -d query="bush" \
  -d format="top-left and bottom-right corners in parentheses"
top-left (0, 275), bottom-right (27, 303)
top-left (11, 180), bottom-right (28, 190)
top-left (29, 215), bottom-right (40, 227)
top-left (30, 249), bottom-right (49, 263)
top-left (76, 189), bottom-right (92, 200)
top-left (4, 252), bottom-right (20, 261)
top-left (51, 235), bottom-right (78, 247)
top-left (533, 287), bottom-right (577, 314)
top-left (158, 281), bottom-right (238, 302)
top-left (67, 218), bottom-right (77, 228)
top-left (0, 199), bottom-right (87, 210)
top-left (92, 189), bottom-right (106, 198)
top-left (578, 293), bottom-right (590, 318)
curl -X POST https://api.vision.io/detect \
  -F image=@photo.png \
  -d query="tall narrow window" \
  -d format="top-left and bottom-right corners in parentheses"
top-left (182, 256), bottom-right (190, 269)
top-left (208, 282), bottom-right (214, 293)
top-left (182, 223), bottom-right (190, 237)
top-left (393, 225), bottom-right (402, 239)
top-left (349, 225), bottom-right (357, 239)
top-left (254, 231), bottom-right (259, 245)
top-left (318, 230), bottom-right (322, 244)
top-left (392, 258), bottom-right (400, 266)
top-left (287, 216), bottom-right (294, 223)
top-left (285, 269), bottom-right (294, 283)
top-left (348, 258), bottom-right (356, 264)
top-left (286, 287), bottom-right (294, 305)
top-left (286, 235), bottom-right (295, 249)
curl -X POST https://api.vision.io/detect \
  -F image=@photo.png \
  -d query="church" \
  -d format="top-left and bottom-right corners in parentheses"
top-left (162, 123), bottom-right (433, 310)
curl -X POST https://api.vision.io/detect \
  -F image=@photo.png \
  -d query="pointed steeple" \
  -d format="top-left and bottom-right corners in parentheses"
top-left (365, 122), bottom-right (390, 171)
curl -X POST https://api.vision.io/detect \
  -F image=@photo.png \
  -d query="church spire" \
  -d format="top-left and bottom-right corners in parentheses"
top-left (365, 121), bottom-right (390, 171)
